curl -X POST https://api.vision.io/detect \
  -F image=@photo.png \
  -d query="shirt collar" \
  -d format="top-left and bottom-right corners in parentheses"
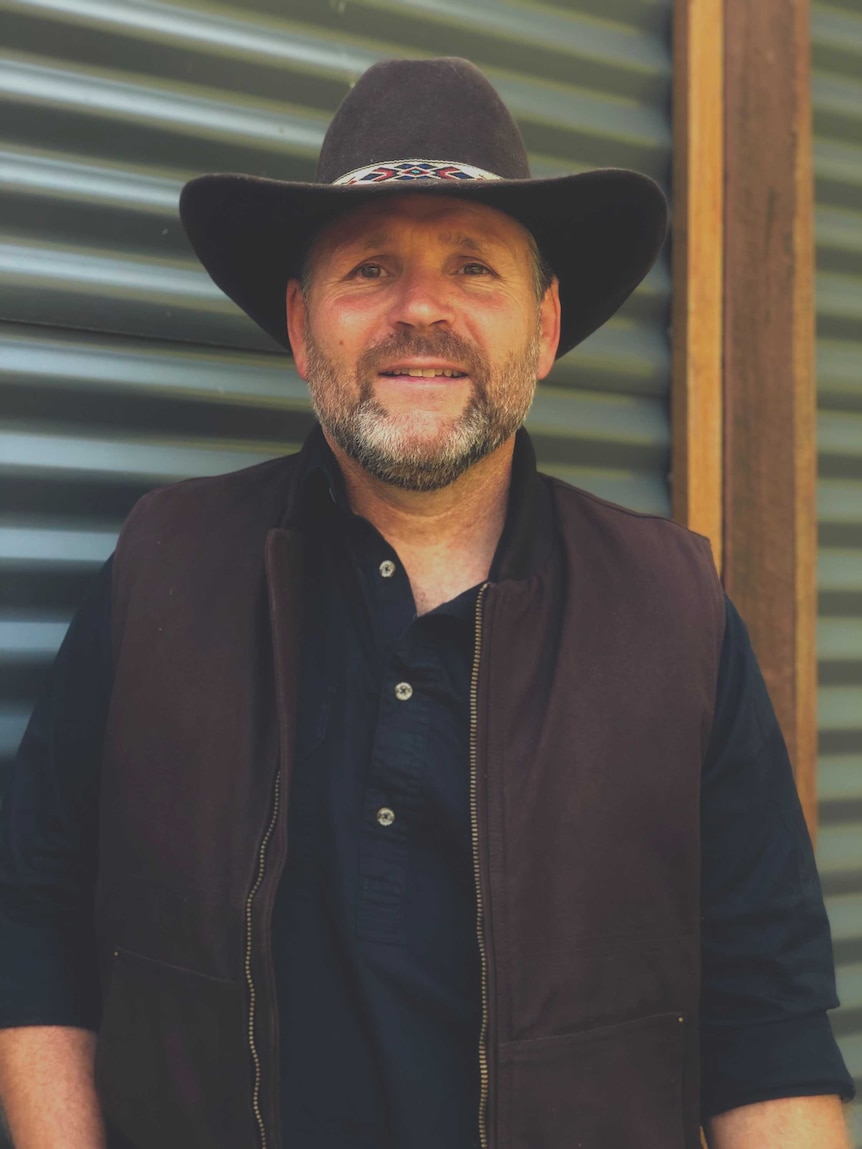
top-left (287, 423), bottom-right (553, 584)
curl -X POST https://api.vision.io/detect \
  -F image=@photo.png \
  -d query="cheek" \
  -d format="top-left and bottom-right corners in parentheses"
top-left (469, 304), bottom-right (536, 355)
top-left (464, 281), bottom-right (535, 323)
top-left (312, 300), bottom-right (385, 357)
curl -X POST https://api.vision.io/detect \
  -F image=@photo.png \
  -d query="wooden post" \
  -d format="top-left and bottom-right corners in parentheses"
top-left (671, 0), bottom-right (724, 571)
top-left (672, 0), bottom-right (817, 837)
top-left (672, 14), bottom-right (726, 1145)
top-left (722, 0), bottom-right (818, 834)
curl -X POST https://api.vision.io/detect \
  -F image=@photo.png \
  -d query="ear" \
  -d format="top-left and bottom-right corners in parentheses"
top-left (535, 277), bottom-right (561, 381)
top-left (286, 279), bottom-right (309, 379)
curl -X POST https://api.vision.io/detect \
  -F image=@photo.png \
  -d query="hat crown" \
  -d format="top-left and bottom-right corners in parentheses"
top-left (317, 58), bottom-right (531, 184)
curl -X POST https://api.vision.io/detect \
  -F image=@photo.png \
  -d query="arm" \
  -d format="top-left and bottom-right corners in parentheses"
top-left (704, 1094), bottom-right (850, 1148)
top-left (699, 598), bottom-right (854, 1119)
top-left (0, 560), bottom-right (114, 1147)
top-left (0, 1027), bottom-right (106, 1149)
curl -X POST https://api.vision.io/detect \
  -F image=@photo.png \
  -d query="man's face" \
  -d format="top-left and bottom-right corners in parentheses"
top-left (286, 194), bottom-right (560, 491)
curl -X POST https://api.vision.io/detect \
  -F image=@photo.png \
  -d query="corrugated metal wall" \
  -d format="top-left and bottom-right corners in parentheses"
top-left (811, 0), bottom-right (862, 1138)
top-left (6, 0), bottom-right (860, 1137)
top-left (0, 0), bottom-right (675, 796)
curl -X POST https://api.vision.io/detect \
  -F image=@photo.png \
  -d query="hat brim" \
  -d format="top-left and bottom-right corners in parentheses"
top-left (179, 169), bottom-right (668, 360)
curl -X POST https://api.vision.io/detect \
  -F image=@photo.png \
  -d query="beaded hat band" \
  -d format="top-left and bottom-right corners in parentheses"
top-left (333, 159), bottom-right (502, 185)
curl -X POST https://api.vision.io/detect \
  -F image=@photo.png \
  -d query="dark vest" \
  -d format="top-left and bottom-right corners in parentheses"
top-left (94, 444), bottom-right (725, 1149)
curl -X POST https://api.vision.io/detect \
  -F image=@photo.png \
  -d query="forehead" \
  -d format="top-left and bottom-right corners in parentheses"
top-left (308, 193), bottom-right (534, 260)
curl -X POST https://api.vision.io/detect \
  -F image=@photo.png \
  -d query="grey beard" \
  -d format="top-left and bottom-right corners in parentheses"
top-left (303, 328), bottom-right (539, 492)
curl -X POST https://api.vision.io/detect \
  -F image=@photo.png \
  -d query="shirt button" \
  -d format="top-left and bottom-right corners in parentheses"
top-left (377, 807), bottom-right (395, 827)
top-left (394, 682), bottom-right (413, 701)
top-left (379, 560), bottom-right (396, 578)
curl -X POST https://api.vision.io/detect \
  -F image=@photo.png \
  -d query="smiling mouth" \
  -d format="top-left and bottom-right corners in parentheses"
top-left (379, 367), bottom-right (467, 378)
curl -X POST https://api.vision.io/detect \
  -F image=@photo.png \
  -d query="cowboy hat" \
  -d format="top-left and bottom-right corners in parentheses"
top-left (180, 56), bottom-right (668, 359)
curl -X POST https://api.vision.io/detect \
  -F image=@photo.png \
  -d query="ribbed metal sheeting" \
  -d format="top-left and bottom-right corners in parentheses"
top-left (0, 0), bottom-right (675, 795)
top-left (811, 0), bottom-right (862, 1136)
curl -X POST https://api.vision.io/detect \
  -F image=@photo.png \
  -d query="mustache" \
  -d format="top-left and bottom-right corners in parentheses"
top-left (356, 330), bottom-right (489, 382)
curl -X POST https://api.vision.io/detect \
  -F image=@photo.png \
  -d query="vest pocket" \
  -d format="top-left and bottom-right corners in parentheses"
top-left (498, 1010), bottom-right (686, 1149)
top-left (95, 947), bottom-right (254, 1149)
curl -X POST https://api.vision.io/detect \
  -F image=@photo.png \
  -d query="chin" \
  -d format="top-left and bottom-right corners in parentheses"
top-left (335, 406), bottom-right (494, 491)
top-left (370, 415), bottom-right (473, 456)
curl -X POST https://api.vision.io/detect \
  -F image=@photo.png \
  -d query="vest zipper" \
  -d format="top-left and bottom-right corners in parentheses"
top-left (245, 767), bottom-right (283, 1149)
top-left (470, 583), bottom-right (490, 1149)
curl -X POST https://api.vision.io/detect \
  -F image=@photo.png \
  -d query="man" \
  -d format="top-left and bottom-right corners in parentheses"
top-left (0, 56), bottom-right (854, 1149)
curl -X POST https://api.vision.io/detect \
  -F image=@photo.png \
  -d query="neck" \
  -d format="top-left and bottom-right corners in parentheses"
top-left (323, 432), bottom-right (515, 613)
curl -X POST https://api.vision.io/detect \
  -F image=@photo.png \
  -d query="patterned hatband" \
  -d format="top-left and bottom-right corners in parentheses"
top-left (332, 159), bottom-right (503, 185)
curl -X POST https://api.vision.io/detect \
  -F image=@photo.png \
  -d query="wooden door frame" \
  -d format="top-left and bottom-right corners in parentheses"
top-left (671, 0), bottom-right (818, 834)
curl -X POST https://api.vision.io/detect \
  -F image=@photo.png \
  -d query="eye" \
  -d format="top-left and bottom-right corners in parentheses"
top-left (460, 262), bottom-right (492, 276)
top-left (353, 262), bottom-right (384, 279)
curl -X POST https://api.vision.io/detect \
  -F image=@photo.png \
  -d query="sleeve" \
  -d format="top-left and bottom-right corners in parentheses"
top-left (699, 594), bottom-right (855, 1116)
top-left (0, 556), bottom-right (114, 1031)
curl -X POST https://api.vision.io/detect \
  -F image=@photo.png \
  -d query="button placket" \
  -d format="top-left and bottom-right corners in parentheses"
top-left (357, 633), bottom-right (435, 945)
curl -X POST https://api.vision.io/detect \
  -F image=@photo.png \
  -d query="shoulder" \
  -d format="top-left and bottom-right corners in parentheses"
top-left (127, 451), bottom-right (302, 527)
top-left (541, 471), bottom-right (718, 564)
top-left (541, 472), bottom-right (726, 649)
top-left (117, 451), bottom-right (304, 555)
top-left (111, 450), bottom-right (306, 610)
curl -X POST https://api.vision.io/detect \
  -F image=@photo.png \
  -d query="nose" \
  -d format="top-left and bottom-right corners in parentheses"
top-left (387, 263), bottom-right (453, 331)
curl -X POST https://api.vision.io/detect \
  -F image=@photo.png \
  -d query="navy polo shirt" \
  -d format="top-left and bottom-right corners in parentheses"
top-left (276, 453), bottom-right (483, 1146)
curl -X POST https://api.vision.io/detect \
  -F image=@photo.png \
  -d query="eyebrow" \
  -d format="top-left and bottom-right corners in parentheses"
top-left (439, 232), bottom-right (487, 253)
top-left (349, 231), bottom-right (492, 254)
top-left (354, 232), bottom-right (391, 252)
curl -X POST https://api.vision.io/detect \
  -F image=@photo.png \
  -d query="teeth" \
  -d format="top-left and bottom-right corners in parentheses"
top-left (385, 368), bottom-right (465, 378)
